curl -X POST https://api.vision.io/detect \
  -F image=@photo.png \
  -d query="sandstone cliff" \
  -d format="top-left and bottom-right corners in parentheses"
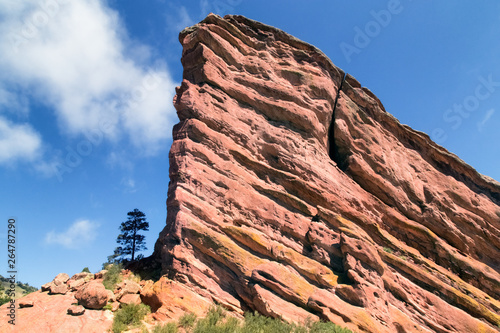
top-left (153, 14), bottom-right (500, 332)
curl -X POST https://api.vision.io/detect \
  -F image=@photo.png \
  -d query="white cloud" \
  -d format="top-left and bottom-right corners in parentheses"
top-left (45, 219), bottom-right (99, 249)
top-left (0, 116), bottom-right (42, 164)
top-left (0, 0), bottom-right (177, 167)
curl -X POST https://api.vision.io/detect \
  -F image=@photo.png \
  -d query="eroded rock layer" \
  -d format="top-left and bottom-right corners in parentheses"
top-left (154, 14), bottom-right (500, 332)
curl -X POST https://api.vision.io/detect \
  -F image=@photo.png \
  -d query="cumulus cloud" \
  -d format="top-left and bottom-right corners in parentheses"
top-left (0, 0), bottom-right (177, 166)
top-left (0, 116), bottom-right (42, 164)
top-left (45, 219), bottom-right (99, 249)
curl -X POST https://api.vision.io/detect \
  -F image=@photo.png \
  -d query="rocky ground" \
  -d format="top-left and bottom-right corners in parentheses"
top-left (0, 268), bottom-right (213, 332)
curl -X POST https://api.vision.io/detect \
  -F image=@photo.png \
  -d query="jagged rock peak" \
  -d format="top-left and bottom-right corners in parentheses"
top-left (153, 14), bottom-right (500, 332)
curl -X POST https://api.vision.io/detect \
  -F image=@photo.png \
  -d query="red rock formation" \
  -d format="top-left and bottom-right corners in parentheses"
top-left (153, 14), bottom-right (500, 332)
top-left (0, 271), bottom-right (126, 332)
top-left (0, 291), bottom-right (112, 333)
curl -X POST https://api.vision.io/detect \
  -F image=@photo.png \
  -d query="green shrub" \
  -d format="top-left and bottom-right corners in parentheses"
top-left (81, 267), bottom-right (91, 273)
top-left (217, 316), bottom-right (240, 333)
top-left (190, 306), bottom-right (244, 333)
top-left (193, 306), bottom-right (226, 333)
top-left (309, 321), bottom-right (353, 333)
top-left (179, 312), bottom-right (197, 328)
top-left (103, 263), bottom-right (123, 290)
top-left (149, 307), bottom-right (353, 333)
top-left (153, 322), bottom-right (178, 333)
top-left (112, 303), bottom-right (150, 333)
top-left (0, 296), bottom-right (12, 307)
top-left (383, 247), bottom-right (393, 254)
top-left (241, 312), bottom-right (296, 333)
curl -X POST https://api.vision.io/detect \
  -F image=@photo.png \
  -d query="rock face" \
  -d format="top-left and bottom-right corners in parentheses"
top-left (140, 277), bottom-right (212, 321)
top-left (153, 14), bottom-right (500, 332)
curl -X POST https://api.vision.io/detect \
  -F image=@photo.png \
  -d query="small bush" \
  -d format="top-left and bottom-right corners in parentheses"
top-left (103, 263), bottom-right (123, 290)
top-left (149, 307), bottom-right (353, 333)
top-left (112, 303), bottom-right (150, 333)
top-left (241, 312), bottom-right (297, 333)
top-left (383, 247), bottom-right (393, 254)
top-left (179, 312), bottom-right (197, 328)
top-left (193, 306), bottom-right (226, 333)
top-left (0, 296), bottom-right (12, 307)
top-left (81, 267), bottom-right (91, 273)
top-left (153, 322), bottom-right (178, 333)
top-left (309, 321), bottom-right (353, 333)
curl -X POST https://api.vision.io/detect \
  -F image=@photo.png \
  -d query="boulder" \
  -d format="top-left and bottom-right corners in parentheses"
top-left (67, 272), bottom-right (94, 291)
top-left (94, 270), bottom-right (107, 279)
top-left (49, 284), bottom-right (68, 295)
top-left (41, 282), bottom-right (53, 292)
top-left (116, 280), bottom-right (141, 301)
top-left (19, 300), bottom-right (34, 308)
top-left (68, 272), bottom-right (94, 282)
top-left (106, 289), bottom-right (116, 302)
top-left (67, 278), bottom-right (86, 291)
top-left (67, 305), bottom-right (85, 316)
top-left (75, 280), bottom-right (109, 309)
top-left (118, 294), bottom-right (141, 305)
top-left (111, 302), bottom-right (120, 312)
top-left (52, 273), bottom-right (70, 286)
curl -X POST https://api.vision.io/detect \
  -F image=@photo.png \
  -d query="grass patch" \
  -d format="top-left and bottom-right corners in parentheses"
top-left (149, 307), bottom-right (353, 333)
top-left (308, 321), bottom-right (353, 332)
top-left (383, 247), bottom-right (393, 254)
top-left (112, 303), bottom-right (150, 333)
top-left (103, 263), bottom-right (123, 290)
top-left (240, 312), bottom-right (298, 333)
top-left (153, 322), bottom-right (178, 333)
top-left (179, 312), bottom-right (197, 328)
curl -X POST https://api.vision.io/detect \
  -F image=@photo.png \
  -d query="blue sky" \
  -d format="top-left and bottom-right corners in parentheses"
top-left (1, 0), bottom-right (499, 288)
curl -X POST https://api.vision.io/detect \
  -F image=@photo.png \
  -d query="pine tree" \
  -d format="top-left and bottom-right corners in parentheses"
top-left (116, 209), bottom-right (149, 261)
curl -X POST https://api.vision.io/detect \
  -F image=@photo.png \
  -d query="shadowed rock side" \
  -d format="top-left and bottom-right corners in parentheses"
top-left (153, 14), bottom-right (500, 333)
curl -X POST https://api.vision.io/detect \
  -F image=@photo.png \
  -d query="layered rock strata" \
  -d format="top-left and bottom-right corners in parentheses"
top-left (154, 14), bottom-right (500, 332)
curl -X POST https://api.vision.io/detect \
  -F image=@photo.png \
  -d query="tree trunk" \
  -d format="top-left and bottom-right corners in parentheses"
top-left (132, 220), bottom-right (137, 261)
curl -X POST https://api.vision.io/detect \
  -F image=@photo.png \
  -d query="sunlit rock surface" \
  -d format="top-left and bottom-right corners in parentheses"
top-left (153, 14), bottom-right (500, 332)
